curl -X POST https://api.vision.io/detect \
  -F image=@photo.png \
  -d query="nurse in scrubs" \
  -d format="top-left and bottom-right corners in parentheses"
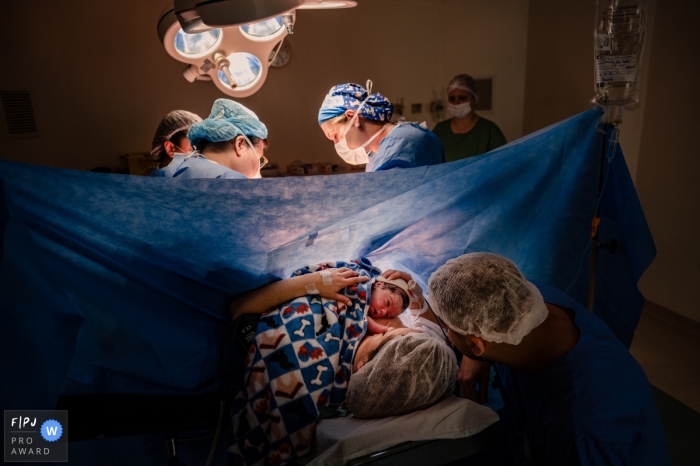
top-left (318, 81), bottom-right (444, 172)
top-left (432, 74), bottom-right (506, 162)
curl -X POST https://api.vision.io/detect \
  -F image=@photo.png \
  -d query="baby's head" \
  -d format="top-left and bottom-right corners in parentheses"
top-left (369, 277), bottom-right (410, 318)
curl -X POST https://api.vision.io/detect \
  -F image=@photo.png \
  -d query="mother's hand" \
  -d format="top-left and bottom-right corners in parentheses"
top-left (317, 268), bottom-right (368, 305)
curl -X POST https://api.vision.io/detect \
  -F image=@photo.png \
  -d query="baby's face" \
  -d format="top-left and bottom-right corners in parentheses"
top-left (368, 284), bottom-right (405, 318)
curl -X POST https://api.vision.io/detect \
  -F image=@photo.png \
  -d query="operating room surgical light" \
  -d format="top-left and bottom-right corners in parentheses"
top-left (158, 1), bottom-right (357, 98)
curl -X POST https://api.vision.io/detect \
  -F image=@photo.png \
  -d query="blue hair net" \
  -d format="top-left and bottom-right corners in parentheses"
top-left (188, 99), bottom-right (268, 149)
top-left (318, 82), bottom-right (394, 125)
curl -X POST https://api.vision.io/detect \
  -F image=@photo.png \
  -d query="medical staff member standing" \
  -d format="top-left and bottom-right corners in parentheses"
top-left (432, 74), bottom-right (506, 162)
top-left (158, 99), bottom-right (268, 179)
top-left (428, 253), bottom-right (672, 466)
top-left (149, 110), bottom-right (202, 168)
top-left (318, 81), bottom-right (444, 172)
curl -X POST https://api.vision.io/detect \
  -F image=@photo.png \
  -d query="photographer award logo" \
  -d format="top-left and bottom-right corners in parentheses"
top-left (4, 410), bottom-right (68, 462)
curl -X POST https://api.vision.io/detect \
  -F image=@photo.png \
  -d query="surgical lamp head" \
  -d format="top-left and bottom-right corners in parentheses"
top-left (174, 0), bottom-right (357, 33)
top-left (160, 1), bottom-right (357, 98)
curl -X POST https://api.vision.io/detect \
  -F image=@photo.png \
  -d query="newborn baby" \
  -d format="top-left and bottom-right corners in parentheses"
top-left (367, 276), bottom-right (425, 334)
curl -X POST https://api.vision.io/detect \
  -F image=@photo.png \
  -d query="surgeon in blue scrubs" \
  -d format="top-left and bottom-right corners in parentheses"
top-left (158, 99), bottom-right (268, 179)
top-left (428, 253), bottom-right (672, 466)
top-left (318, 81), bottom-right (444, 172)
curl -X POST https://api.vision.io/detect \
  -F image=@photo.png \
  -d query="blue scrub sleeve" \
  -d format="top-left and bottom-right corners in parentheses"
top-left (370, 123), bottom-right (445, 172)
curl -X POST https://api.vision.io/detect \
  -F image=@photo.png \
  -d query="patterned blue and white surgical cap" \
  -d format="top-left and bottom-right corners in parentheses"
top-left (318, 83), bottom-right (394, 125)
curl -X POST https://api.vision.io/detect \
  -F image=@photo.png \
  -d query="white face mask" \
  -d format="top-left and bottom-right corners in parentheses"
top-left (173, 144), bottom-right (194, 156)
top-left (238, 134), bottom-right (267, 178)
top-left (334, 107), bottom-right (389, 165)
top-left (448, 102), bottom-right (472, 119)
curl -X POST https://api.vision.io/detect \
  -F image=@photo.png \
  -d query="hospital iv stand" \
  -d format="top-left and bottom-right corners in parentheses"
top-left (586, 106), bottom-right (621, 311)
top-left (586, 132), bottom-right (606, 311)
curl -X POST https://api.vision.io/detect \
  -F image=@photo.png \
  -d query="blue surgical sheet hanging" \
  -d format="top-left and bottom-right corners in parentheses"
top-left (0, 108), bottom-right (655, 411)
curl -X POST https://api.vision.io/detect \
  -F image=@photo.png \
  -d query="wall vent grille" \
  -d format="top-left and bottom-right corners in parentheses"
top-left (473, 78), bottom-right (493, 111)
top-left (1, 90), bottom-right (39, 138)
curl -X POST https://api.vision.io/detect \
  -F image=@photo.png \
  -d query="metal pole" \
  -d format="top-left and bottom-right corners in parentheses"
top-left (586, 122), bottom-right (610, 310)
top-left (587, 239), bottom-right (601, 310)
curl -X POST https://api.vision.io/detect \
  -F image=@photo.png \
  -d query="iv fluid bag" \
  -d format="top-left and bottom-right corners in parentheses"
top-left (594, 0), bottom-right (647, 109)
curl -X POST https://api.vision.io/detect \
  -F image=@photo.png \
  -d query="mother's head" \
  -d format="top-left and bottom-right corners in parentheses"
top-left (347, 332), bottom-right (457, 418)
top-left (188, 99), bottom-right (269, 178)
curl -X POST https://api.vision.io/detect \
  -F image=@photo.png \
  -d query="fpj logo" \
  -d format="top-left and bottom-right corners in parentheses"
top-left (4, 410), bottom-right (68, 462)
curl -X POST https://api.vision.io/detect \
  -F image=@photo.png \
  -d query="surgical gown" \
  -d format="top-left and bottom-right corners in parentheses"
top-left (157, 154), bottom-right (246, 179)
top-left (366, 122), bottom-right (444, 172)
top-left (492, 281), bottom-right (672, 466)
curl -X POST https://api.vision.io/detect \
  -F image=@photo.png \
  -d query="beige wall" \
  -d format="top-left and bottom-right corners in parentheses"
top-left (522, 0), bottom-right (594, 135)
top-left (0, 0), bottom-right (529, 172)
top-left (635, 0), bottom-right (700, 322)
top-left (522, 0), bottom-right (655, 182)
top-left (523, 0), bottom-right (700, 322)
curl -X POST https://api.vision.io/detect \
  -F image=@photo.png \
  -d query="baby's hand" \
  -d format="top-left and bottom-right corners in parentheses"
top-left (366, 316), bottom-right (392, 335)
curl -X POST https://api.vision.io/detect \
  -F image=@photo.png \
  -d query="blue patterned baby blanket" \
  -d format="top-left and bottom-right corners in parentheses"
top-left (228, 259), bottom-right (379, 465)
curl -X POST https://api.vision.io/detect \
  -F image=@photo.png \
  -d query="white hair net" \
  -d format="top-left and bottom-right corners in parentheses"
top-left (428, 253), bottom-right (549, 345)
top-left (150, 110), bottom-right (202, 161)
top-left (447, 74), bottom-right (479, 102)
top-left (346, 332), bottom-right (457, 419)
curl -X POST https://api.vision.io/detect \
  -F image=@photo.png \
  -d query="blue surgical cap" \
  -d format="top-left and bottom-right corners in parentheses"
top-left (188, 99), bottom-right (268, 149)
top-left (318, 83), bottom-right (394, 125)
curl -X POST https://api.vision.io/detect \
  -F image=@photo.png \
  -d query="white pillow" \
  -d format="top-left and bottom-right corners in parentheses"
top-left (305, 396), bottom-right (499, 466)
